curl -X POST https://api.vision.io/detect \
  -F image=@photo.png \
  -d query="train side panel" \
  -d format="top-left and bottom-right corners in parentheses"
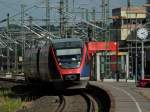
top-left (24, 48), bottom-right (40, 81)
top-left (48, 47), bottom-right (62, 80)
top-left (38, 46), bottom-right (61, 81)
top-left (80, 46), bottom-right (91, 80)
top-left (38, 47), bottom-right (50, 81)
top-left (24, 49), bottom-right (31, 78)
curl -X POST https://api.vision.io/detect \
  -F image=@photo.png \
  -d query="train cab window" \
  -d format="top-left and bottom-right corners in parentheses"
top-left (56, 48), bottom-right (82, 68)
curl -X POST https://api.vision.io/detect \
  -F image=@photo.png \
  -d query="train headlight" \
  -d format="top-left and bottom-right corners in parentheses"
top-left (72, 58), bottom-right (76, 61)
top-left (59, 62), bottom-right (62, 65)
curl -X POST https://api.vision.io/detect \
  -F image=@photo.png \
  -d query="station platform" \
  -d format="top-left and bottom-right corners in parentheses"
top-left (89, 81), bottom-right (150, 112)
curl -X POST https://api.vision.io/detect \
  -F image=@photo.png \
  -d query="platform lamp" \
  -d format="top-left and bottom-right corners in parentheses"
top-left (137, 28), bottom-right (148, 80)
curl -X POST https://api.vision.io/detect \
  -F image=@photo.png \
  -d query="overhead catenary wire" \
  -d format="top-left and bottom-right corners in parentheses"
top-left (42, 4), bottom-right (106, 31)
top-left (23, 24), bottom-right (43, 38)
top-left (32, 23), bottom-right (57, 38)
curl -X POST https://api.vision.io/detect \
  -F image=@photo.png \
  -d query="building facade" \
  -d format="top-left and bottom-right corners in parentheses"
top-left (112, 7), bottom-right (146, 41)
top-left (111, 6), bottom-right (150, 80)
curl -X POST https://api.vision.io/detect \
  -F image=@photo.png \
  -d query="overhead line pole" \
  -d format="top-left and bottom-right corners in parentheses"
top-left (21, 4), bottom-right (25, 73)
top-left (7, 13), bottom-right (10, 73)
top-left (100, 0), bottom-right (111, 81)
top-left (101, 0), bottom-right (105, 39)
top-left (45, 0), bottom-right (50, 32)
top-left (92, 8), bottom-right (96, 39)
top-left (65, 0), bottom-right (69, 37)
top-left (60, 0), bottom-right (65, 37)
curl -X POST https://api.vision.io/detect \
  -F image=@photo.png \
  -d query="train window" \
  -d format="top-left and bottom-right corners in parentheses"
top-left (56, 48), bottom-right (81, 56)
top-left (54, 41), bottom-right (83, 49)
top-left (55, 48), bottom-right (82, 68)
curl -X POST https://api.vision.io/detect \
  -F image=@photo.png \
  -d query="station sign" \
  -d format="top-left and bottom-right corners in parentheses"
top-left (87, 41), bottom-right (118, 53)
top-left (19, 56), bottom-right (23, 62)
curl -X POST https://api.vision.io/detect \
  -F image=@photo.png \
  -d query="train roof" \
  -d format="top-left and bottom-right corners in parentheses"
top-left (51, 38), bottom-right (82, 44)
top-left (51, 38), bottom-right (83, 49)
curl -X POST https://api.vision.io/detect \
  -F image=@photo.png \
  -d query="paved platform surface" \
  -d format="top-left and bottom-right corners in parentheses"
top-left (90, 81), bottom-right (150, 112)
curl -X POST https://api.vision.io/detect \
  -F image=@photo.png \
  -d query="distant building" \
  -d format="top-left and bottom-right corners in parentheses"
top-left (145, 0), bottom-right (150, 20)
top-left (111, 6), bottom-right (148, 80)
top-left (112, 7), bottom-right (146, 41)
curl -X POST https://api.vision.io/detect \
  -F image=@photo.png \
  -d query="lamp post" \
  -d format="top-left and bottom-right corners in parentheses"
top-left (141, 41), bottom-right (145, 80)
top-left (137, 28), bottom-right (148, 80)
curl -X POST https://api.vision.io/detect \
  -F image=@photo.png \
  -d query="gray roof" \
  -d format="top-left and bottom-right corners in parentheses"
top-left (51, 38), bottom-right (82, 44)
top-left (51, 38), bottom-right (83, 49)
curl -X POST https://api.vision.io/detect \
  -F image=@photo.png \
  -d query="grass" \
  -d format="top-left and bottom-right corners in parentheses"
top-left (0, 89), bottom-right (24, 112)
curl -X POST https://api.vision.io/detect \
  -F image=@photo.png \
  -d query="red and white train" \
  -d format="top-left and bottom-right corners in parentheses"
top-left (24, 38), bottom-right (91, 82)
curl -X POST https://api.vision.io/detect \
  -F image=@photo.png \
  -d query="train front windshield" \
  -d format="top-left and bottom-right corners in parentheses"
top-left (56, 48), bottom-right (82, 68)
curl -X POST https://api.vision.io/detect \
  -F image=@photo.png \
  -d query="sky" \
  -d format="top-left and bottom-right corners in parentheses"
top-left (0, 0), bottom-right (146, 26)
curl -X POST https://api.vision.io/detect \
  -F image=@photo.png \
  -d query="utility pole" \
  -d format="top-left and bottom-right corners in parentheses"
top-left (128, 0), bottom-right (131, 7)
top-left (65, 0), bottom-right (69, 14)
top-left (101, 0), bottom-right (106, 80)
top-left (65, 0), bottom-right (69, 37)
top-left (135, 14), bottom-right (138, 84)
top-left (127, 0), bottom-right (133, 81)
top-left (86, 9), bottom-right (89, 22)
top-left (81, 8), bottom-right (85, 20)
top-left (21, 4), bottom-right (25, 73)
top-left (7, 13), bottom-right (10, 73)
top-left (14, 39), bottom-right (18, 74)
top-left (92, 8), bottom-right (96, 39)
top-left (101, 0), bottom-right (106, 31)
top-left (73, 0), bottom-right (75, 9)
top-left (28, 16), bottom-right (34, 48)
top-left (29, 16), bottom-right (33, 29)
top-left (141, 41), bottom-right (145, 80)
top-left (60, 0), bottom-right (65, 37)
top-left (106, 0), bottom-right (110, 24)
top-left (45, 0), bottom-right (50, 32)
top-left (0, 49), bottom-right (3, 72)
top-left (101, 0), bottom-right (110, 35)
top-left (106, 0), bottom-right (111, 78)
top-left (100, 0), bottom-right (111, 80)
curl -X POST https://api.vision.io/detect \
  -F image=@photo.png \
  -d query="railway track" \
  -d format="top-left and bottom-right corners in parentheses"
top-left (55, 95), bottom-right (66, 112)
top-left (0, 80), bottom-right (111, 112)
top-left (55, 91), bottom-right (99, 112)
